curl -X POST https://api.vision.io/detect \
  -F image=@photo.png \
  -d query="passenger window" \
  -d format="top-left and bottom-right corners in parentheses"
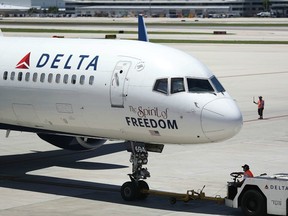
top-left (187, 78), bottom-right (214, 93)
top-left (48, 73), bottom-right (53, 83)
top-left (63, 74), bottom-right (69, 84)
top-left (171, 78), bottom-right (185, 94)
top-left (40, 73), bottom-right (45, 83)
top-left (89, 76), bottom-right (94, 85)
top-left (18, 72), bottom-right (23, 81)
top-left (56, 74), bottom-right (61, 83)
top-left (71, 74), bottom-right (77, 84)
top-left (10, 72), bottom-right (15, 81)
top-left (80, 75), bottom-right (85, 85)
top-left (3, 71), bottom-right (8, 80)
top-left (153, 78), bottom-right (168, 94)
top-left (25, 72), bottom-right (30, 82)
top-left (33, 73), bottom-right (38, 82)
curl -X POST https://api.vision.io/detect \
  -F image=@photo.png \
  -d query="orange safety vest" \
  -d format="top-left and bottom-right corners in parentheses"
top-left (244, 170), bottom-right (254, 179)
top-left (258, 100), bottom-right (264, 109)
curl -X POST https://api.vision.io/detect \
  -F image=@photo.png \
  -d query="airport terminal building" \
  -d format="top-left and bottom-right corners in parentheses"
top-left (63, 0), bottom-right (288, 17)
top-left (1, 0), bottom-right (288, 17)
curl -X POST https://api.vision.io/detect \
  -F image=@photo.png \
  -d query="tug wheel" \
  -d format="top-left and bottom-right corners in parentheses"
top-left (121, 181), bottom-right (137, 201)
top-left (169, 197), bottom-right (177, 205)
top-left (241, 189), bottom-right (266, 216)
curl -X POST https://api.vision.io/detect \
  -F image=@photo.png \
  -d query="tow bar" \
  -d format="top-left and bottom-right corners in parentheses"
top-left (141, 185), bottom-right (224, 205)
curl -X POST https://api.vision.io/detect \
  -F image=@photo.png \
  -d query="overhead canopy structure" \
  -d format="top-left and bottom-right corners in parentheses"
top-left (0, 3), bottom-right (30, 12)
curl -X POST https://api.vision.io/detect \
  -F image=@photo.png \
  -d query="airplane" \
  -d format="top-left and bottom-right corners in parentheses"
top-left (0, 15), bottom-right (242, 201)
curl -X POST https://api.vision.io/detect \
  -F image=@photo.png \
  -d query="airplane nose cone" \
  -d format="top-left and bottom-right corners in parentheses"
top-left (201, 98), bottom-right (243, 142)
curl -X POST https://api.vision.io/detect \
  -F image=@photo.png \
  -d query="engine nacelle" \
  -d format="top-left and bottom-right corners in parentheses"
top-left (37, 133), bottom-right (106, 150)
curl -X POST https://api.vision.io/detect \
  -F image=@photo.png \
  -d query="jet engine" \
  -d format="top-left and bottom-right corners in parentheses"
top-left (37, 133), bottom-right (106, 150)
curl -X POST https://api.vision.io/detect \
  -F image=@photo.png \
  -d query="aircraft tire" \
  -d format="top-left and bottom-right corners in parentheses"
top-left (121, 181), bottom-right (137, 201)
top-left (137, 180), bottom-right (149, 200)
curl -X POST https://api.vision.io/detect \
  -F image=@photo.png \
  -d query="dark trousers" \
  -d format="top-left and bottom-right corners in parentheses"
top-left (258, 108), bottom-right (264, 118)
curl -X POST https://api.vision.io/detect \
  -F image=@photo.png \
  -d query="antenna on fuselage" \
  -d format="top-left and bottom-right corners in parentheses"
top-left (138, 14), bottom-right (149, 42)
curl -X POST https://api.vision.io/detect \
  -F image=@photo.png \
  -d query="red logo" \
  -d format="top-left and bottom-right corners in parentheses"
top-left (16, 52), bottom-right (31, 69)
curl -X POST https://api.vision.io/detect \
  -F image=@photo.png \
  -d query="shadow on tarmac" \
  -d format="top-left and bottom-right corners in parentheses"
top-left (0, 142), bottom-right (241, 215)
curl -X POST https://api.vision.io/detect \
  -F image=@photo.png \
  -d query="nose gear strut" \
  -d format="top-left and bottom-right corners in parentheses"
top-left (121, 141), bottom-right (163, 201)
top-left (129, 141), bottom-right (150, 180)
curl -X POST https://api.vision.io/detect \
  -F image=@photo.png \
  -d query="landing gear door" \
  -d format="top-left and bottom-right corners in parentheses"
top-left (110, 61), bottom-right (131, 108)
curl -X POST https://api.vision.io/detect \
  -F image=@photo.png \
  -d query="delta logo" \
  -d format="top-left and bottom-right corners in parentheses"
top-left (16, 52), bottom-right (99, 71)
top-left (16, 52), bottom-right (31, 69)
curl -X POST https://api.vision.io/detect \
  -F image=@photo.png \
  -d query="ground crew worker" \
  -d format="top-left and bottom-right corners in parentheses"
top-left (241, 164), bottom-right (254, 179)
top-left (233, 164), bottom-right (254, 187)
top-left (253, 96), bottom-right (264, 119)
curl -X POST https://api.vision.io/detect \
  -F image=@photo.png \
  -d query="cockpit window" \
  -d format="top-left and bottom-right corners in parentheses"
top-left (153, 78), bottom-right (168, 94)
top-left (210, 76), bottom-right (225, 93)
top-left (187, 78), bottom-right (214, 93)
top-left (171, 78), bottom-right (185, 94)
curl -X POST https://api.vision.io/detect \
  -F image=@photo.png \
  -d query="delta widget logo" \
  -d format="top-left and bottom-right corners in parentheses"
top-left (16, 52), bottom-right (31, 69)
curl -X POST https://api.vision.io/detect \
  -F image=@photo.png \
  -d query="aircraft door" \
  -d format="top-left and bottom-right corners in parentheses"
top-left (110, 61), bottom-right (131, 108)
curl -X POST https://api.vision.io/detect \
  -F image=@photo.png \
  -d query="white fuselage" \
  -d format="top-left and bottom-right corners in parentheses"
top-left (0, 37), bottom-right (242, 144)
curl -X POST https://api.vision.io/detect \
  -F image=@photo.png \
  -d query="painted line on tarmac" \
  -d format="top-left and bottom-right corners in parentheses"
top-left (219, 71), bottom-right (288, 79)
top-left (244, 114), bottom-right (288, 123)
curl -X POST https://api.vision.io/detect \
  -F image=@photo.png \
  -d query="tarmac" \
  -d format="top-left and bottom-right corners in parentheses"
top-left (0, 18), bottom-right (287, 216)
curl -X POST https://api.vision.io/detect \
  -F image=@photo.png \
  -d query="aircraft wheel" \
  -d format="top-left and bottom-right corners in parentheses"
top-left (137, 180), bottom-right (149, 200)
top-left (241, 189), bottom-right (266, 216)
top-left (121, 181), bottom-right (137, 201)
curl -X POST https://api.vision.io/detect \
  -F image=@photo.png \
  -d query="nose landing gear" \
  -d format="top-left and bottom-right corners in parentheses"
top-left (121, 141), bottom-right (163, 201)
top-left (121, 177), bottom-right (150, 201)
